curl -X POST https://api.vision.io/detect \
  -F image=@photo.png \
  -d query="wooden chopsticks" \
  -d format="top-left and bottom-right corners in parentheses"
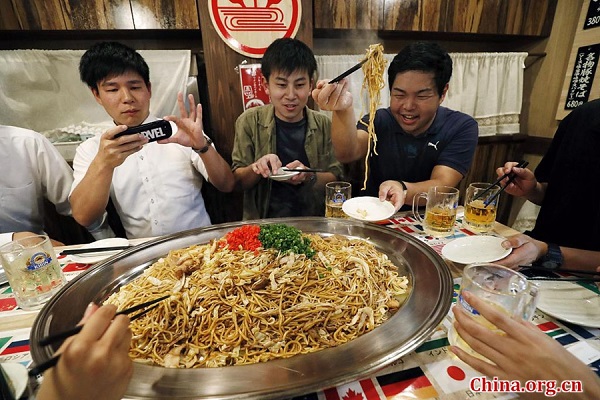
top-left (282, 168), bottom-right (324, 173)
top-left (328, 59), bottom-right (367, 84)
top-left (60, 245), bottom-right (131, 255)
top-left (472, 160), bottom-right (529, 207)
top-left (29, 295), bottom-right (170, 377)
top-left (520, 265), bottom-right (600, 282)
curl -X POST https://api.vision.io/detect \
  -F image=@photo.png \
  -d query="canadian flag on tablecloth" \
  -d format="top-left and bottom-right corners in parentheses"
top-left (324, 378), bottom-right (380, 400)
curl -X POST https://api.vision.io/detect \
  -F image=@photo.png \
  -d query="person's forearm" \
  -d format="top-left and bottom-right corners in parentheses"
top-left (561, 247), bottom-right (600, 272)
top-left (525, 182), bottom-right (547, 205)
top-left (199, 148), bottom-right (235, 192)
top-left (233, 166), bottom-right (261, 191)
top-left (331, 108), bottom-right (364, 163)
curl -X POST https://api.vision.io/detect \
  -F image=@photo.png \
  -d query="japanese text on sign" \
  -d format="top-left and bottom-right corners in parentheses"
top-left (584, 0), bottom-right (600, 30)
top-left (565, 44), bottom-right (600, 110)
top-left (239, 63), bottom-right (270, 111)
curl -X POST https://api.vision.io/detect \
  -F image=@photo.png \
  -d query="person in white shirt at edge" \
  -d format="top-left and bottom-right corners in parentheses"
top-left (0, 125), bottom-right (105, 247)
top-left (70, 42), bottom-right (234, 239)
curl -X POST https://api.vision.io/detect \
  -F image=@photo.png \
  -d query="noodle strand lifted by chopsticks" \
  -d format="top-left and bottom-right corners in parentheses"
top-left (359, 44), bottom-right (387, 190)
top-left (105, 233), bottom-right (409, 368)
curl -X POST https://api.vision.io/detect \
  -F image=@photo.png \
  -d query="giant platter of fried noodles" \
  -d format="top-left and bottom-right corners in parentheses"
top-left (31, 218), bottom-right (452, 400)
top-left (105, 224), bottom-right (410, 368)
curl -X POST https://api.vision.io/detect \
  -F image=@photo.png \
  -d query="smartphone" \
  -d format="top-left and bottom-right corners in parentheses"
top-left (114, 120), bottom-right (175, 142)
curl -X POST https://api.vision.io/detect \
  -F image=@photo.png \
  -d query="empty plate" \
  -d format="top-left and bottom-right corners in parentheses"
top-left (342, 196), bottom-right (395, 222)
top-left (269, 167), bottom-right (299, 181)
top-left (441, 235), bottom-right (511, 264)
top-left (67, 238), bottom-right (130, 264)
top-left (536, 281), bottom-right (600, 328)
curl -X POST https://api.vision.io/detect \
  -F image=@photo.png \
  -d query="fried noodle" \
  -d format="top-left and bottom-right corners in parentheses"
top-left (105, 233), bottom-right (409, 368)
top-left (359, 43), bottom-right (387, 190)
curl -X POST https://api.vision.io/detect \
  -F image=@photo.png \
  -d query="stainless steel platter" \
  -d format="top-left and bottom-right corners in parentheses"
top-left (30, 217), bottom-right (452, 399)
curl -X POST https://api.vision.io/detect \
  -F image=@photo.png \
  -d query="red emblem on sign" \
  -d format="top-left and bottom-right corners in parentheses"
top-left (209, 0), bottom-right (302, 58)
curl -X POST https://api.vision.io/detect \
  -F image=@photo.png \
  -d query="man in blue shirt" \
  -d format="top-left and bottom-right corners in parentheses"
top-left (312, 42), bottom-right (478, 210)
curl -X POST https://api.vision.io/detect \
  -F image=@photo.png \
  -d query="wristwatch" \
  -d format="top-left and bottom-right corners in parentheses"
top-left (193, 137), bottom-right (213, 154)
top-left (399, 180), bottom-right (408, 197)
top-left (305, 172), bottom-right (317, 185)
top-left (536, 243), bottom-right (563, 270)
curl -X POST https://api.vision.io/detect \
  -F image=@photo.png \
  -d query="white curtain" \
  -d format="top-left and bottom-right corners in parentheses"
top-left (316, 52), bottom-right (527, 136)
top-left (0, 49), bottom-right (191, 134)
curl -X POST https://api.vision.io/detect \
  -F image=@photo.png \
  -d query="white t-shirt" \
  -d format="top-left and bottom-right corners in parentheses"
top-left (0, 126), bottom-right (73, 235)
top-left (70, 117), bottom-right (213, 239)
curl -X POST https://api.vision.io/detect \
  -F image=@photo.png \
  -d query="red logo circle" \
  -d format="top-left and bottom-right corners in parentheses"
top-left (209, 0), bottom-right (301, 58)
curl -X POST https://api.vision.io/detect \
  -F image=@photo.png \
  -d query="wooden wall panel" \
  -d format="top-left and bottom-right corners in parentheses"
top-left (420, 0), bottom-right (448, 31)
top-left (11, 0), bottom-right (68, 29)
top-left (445, 0), bottom-right (484, 33)
top-left (131, 0), bottom-right (199, 29)
top-left (0, 2), bottom-right (20, 29)
top-left (314, 0), bottom-right (382, 29)
top-left (383, 0), bottom-right (421, 31)
top-left (62, 0), bottom-right (134, 29)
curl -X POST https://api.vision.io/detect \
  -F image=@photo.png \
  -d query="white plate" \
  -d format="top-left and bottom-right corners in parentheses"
top-left (68, 238), bottom-right (130, 264)
top-left (268, 167), bottom-right (299, 181)
top-left (342, 196), bottom-right (395, 222)
top-left (536, 280), bottom-right (600, 328)
top-left (441, 235), bottom-right (511, 264)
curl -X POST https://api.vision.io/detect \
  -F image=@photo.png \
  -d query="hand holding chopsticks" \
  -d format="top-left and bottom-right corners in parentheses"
top-left (472, 160), bottom-right (529, 207)
top-left (29, 295), bottom-right (169, 377)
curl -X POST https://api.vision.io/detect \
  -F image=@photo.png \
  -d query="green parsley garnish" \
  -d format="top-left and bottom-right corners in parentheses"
top-left (258, 224), bottom-right (315, 258)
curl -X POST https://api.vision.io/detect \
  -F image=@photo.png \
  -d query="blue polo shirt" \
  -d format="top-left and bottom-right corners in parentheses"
top-left (357, 106), bottom-right (478, 197)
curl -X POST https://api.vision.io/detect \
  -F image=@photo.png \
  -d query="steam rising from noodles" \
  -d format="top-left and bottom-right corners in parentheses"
top-left (105, 232), bottom-right (409, 368)
top-left (359, 43), bottom-right (387, 190)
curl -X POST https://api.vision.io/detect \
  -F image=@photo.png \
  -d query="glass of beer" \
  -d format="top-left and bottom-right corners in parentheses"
top-left (0, 235), bottom-right (66, 310)
top-left (325, 181), bottom-right (351, 218)
top-left (412, 186), bottom-right (459, 237)
top-left (448, 263), bottom-right (538, 361)
top-left (463, 182), bottom-right (500, 233)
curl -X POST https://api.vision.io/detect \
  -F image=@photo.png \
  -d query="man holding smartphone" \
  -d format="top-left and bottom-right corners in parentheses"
top-left (70, 42), bottom-right (234, 239)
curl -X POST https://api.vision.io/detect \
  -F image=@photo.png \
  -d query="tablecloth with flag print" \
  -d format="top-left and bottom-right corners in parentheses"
top-left (2, 217), bottom-right (600, 400)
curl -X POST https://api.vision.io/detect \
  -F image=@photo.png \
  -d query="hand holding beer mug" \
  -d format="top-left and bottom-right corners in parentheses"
top-left (448, 263), bottom-right (539, 361)
top-left (325, 181), bottom-right (351, 218)
top-left (464, 182), bottom-right (500, 233)
top-left (412, 186), bottom-right (459, 237)
top-left (0, 235), bottom-right (66, 310)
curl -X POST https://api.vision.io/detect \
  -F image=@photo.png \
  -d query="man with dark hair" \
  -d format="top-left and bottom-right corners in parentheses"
top-left (312, 42), bottom-right (478, 210)
top-left (70, 42), bottom-right (234, 238)
top-left (231, 38), bottom-right (342, 219)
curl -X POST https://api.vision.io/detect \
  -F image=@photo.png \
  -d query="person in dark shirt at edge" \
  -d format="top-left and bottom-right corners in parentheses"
top-left (231, 38), bottom-right (343, 219)
top-left (312, 42), bottom-right (478, 211)
top-left (495, 99), bottom-right (600, 272)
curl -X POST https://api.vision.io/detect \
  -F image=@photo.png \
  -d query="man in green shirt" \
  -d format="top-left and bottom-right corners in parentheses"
top-left (231, 38), bottom-right (342, 220)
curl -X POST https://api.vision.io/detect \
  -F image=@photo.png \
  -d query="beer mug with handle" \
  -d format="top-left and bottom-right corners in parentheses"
top-left (448, 263), bottom-right (539, 361)
top-left (412, 186), bottom-right (459, 237)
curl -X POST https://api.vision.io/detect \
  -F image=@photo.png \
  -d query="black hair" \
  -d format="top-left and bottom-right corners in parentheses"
top-left (260, 38), bottom-right (317, 82)
top-left (79, 41), bottom-right (150, 91)
top-left (388, 42), bottom-right (452, 96)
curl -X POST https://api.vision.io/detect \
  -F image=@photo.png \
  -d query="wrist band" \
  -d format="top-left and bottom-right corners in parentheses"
top-left (194, 137), bottom-right (213, 154)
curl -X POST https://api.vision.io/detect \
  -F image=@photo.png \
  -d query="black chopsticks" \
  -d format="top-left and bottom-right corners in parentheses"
top-left (60, 245), bottom-right (131, 255)
top-left (328, 59), bottom-right (367, 84)
top-left (520, 265), bottom-right (600, 282)
top-left (29, 295), bottom-right (170, 377)
top-left (521, 265), bottom-right (600, 276)
top-left (282, 168), bottom-right (324, 173)
top-left (472, 160), bottom-right (529, 207)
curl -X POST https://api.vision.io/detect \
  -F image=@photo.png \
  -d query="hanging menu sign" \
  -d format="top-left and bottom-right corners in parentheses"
top-left (564, 43), bottom-right (600, 110)
top-left (584, 0), bottom-right (600, 30)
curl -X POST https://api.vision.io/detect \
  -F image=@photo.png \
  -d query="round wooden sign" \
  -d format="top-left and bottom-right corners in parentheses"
top-left (209, 0), bottom-right (302, 58)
